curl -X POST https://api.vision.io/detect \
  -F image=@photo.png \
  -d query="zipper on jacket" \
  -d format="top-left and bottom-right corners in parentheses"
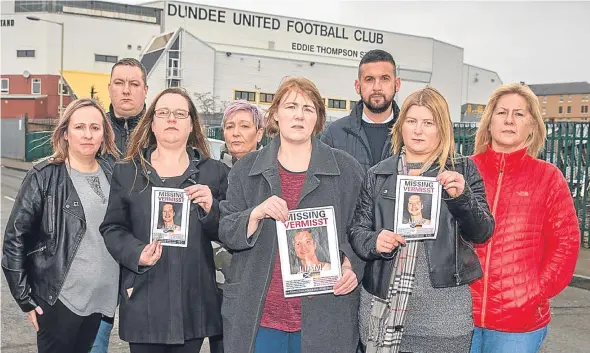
top-left (342, 127), bottom-right (373, 165)
top-left (124, 119), bottom-right (129, 148)
top-left (454, 221), bottom-right (461, 285)
top-left (481, 154), bottom-right (505, 327)
top-left (26, 245), bottom-right (46, 257)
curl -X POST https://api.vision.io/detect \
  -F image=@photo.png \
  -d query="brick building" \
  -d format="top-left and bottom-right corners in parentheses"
top-left (528, 82), bottom-right (590, 121)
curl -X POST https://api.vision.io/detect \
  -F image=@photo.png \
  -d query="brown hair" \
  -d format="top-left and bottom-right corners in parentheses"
top-left (110, 58), bottom-right (148, 86)
top-left (265, 77), bottom-right (326, 136)
top-left (474, 83), bottom-right (546, 156)
top-left (391, 86), bottom-right (455, 172)
top-left (125, 87), bottom-right (211, 175)
top-left (47, 98), bottom-right (119, 164)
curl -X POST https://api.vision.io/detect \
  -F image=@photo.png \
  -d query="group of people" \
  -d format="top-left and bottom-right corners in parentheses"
top-left (1, 49), bottom-right (580, 353)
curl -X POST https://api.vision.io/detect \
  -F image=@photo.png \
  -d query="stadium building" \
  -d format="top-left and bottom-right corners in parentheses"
top-left (1, 0), bottom-right (502, 122)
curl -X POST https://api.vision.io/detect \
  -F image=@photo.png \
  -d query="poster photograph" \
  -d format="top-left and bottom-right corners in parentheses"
top-left (150, 187), bottom-right (190, 247)
top-left (394, 175), bottom-right (442, 241)
top-left (276, 206), bottom-right (341, 297)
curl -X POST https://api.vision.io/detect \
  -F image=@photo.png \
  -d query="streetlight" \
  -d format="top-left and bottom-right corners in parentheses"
top-left (27, 16), bottom-right (64, 119)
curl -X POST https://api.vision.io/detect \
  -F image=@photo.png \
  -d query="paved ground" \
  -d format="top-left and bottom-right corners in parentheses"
top-left (1, 160), bottom-right (589, 352)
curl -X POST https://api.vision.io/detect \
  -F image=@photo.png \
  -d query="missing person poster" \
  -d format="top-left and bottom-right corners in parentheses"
top-left (394, 176), bottom-right (442, 241)
top-left (150, 187), bottom-right (190, 247)
top-left (276, 206), bottom-right (341, 298)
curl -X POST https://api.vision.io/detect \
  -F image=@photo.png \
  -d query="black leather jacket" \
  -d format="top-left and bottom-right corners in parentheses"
top-left (349, 154), bottom-right (494, 299)
top-left (1, 157), bottom-right (113, 312)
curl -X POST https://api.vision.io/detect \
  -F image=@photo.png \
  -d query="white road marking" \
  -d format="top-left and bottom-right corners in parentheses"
top-left (573, 274), bottom-right (590, 280)
top-left (4, 196), bottom-right (15, 202)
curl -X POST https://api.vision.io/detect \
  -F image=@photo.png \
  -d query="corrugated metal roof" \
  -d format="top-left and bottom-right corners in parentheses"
top-left (528, 82), bottom-right (590, 96)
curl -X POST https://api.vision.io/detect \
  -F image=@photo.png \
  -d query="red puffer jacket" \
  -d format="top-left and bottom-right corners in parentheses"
top-left (470, 146), bottom-right (580, 332)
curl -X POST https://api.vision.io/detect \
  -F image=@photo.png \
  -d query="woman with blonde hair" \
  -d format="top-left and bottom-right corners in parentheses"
top-left (350, 86), bottom-right (494, 353)
top-left (99, 87), bottom-right (229, 353)
top-left (219, 77), bottom-right (364, 353)
top-left (469, 83), bottom-right (580, 353)
top-left (2, 99), bottom-right (120, 353)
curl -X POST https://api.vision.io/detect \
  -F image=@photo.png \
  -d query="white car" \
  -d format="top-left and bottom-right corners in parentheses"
top-left (207, 138), bottom-right (225, 161)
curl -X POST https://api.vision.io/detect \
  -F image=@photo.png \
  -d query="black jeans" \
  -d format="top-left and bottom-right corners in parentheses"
top-left (209, 334), bottom-right (224, 353)
top-left (36, 297), bottom-right (102, 353)
top-left (129, 338), bottom-right (205, 353)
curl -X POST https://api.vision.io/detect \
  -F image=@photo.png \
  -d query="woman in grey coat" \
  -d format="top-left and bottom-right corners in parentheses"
top-left (219, 77), bottom-right (364, 353)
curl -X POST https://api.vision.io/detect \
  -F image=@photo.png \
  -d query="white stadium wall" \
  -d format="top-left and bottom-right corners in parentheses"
top-left (462, 64), bottom-right (503, 105)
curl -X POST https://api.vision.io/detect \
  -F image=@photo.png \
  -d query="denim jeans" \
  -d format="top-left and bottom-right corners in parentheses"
top-left (90, 317), bottom-right (114, 353)
top-left (254, 327), bottom-right (301, 353)
top-left (470, 326), bottom-right (548, 353)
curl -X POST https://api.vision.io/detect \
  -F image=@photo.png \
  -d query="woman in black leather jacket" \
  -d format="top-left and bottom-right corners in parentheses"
top-left (349, 87), bottom-right (494, 353)
top-left (2, 99), bottom-right (120, 353)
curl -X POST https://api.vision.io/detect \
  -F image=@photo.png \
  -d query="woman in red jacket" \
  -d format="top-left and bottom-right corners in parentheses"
top-left (469, 83), bottom-right (580, 353)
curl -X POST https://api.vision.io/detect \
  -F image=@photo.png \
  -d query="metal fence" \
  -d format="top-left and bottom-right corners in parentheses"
top-left (24, 122), bottom-right (590, 247)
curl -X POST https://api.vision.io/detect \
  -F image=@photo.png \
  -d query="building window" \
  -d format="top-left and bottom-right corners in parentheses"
top-left (327, 99), bottom-right (346, 109)
top-left (59, 81), bottom-right (69, 95)
top-left (559, 95), bottom-right (564, 103)
top-left (17, 50), bottom-right (35, 58)
top-left (167, 79), bottom-right (181, 88)
top-left (1, 78), bottom-right (8, 93)
top-left (542, 96), bottom-right (547, 104)
top-left (259, 93), bottom-right (274, 104)
top-left (95, 54), bottom-right (118, 63)
top-left (350, 100), bottom-right (358, 111)
top-left (542, 107), bottom-right (546, 115)
top-left (582, 106), bottom-right (589, 114)
top-left (234, 90), bottom-right (256, 102)
top-left (568, 95), bottom-right (572, 102)
top-left (559, 106), bottom-right (563, 114)
top-left (567, 106), bottom-right (571, 114)
top-left (31, 78), bottom-right (41, 94)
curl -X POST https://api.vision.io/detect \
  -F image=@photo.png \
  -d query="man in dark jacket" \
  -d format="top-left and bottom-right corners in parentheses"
top-left (106, 58), bottom-right (148, 157)
top-left (321, 49), bottom-right (401, 172)
top-left (91, 58), bottom-right (148, 353)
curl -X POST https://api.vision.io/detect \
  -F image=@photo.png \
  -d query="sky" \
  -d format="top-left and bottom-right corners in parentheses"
top-left (125, 0), bottom-right (590, 85)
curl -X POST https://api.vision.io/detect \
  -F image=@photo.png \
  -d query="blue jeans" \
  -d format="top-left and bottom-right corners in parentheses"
top-left (90, 317), bottom-right (114, 353)
top-left (470, 326), bottom-right (548, 353)
top-left (254, 327), bottom-right (301, 353)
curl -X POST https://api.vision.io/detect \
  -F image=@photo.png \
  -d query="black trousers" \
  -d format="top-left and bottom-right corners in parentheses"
top-left (129, 338), bottom-right (205, 353)
top-left (36, 297), bottom-right (102, 353)
top-left (208, 334), bottom-right (224, 353)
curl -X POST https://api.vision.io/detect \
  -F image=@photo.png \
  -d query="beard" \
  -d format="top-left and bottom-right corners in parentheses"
top-left (360, 88), bottom-right (395, 114)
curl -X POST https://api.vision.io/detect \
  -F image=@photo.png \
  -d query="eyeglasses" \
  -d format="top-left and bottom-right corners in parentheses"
top-left (154, 108), bottom-right (190, 119)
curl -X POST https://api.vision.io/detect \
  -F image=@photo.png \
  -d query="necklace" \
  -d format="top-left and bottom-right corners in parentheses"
top-left (406, 162), bottom-right (424, 170)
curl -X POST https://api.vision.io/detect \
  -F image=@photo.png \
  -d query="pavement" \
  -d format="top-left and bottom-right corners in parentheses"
top-left (2, 158), bottom-right (590, 352)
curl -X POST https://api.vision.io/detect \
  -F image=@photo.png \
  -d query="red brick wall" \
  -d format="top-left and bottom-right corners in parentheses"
top-left (1, 74), bottom-right (73, 119)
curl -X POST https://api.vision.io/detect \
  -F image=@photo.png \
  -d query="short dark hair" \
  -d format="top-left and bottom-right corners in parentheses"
top-left (358, 49), bottom-right (396, 79)
top-left (110, 58), bottom-right (147, 86)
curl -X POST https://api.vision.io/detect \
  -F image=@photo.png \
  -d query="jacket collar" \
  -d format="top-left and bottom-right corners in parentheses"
top-left (109, 103), bottom-right (146, 129)
top-left (248, 135), bottom-right (341, 207)
top-left (345, 100), bottom-right (401, 133)
top-left (140, 146), bottom-right (206, 186)
top-left (482, 144), bottom-right (529, 171)
top-left (248, 135), bottom-right (340, 177)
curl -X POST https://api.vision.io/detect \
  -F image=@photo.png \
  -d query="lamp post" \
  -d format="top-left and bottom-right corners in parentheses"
top-left (26, 16), bottom-right (64, 119)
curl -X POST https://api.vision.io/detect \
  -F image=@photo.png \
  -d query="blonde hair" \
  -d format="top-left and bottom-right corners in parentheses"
top-left (47, 98), bottom-right (119, 164)
top-left (265, 77), bottom-right (326, 137)
top-left (391, 87), bottom-right (455, 172)
top-left (474, 83), bottom-right (546, 156)
top-left (126, 87), bottom-right (211, 175)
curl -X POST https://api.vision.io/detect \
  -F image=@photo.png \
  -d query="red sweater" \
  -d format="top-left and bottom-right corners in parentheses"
top-left (470, 146), bottom-right (580, 332)
top-left (259, 164), bottom-right (306, 332)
